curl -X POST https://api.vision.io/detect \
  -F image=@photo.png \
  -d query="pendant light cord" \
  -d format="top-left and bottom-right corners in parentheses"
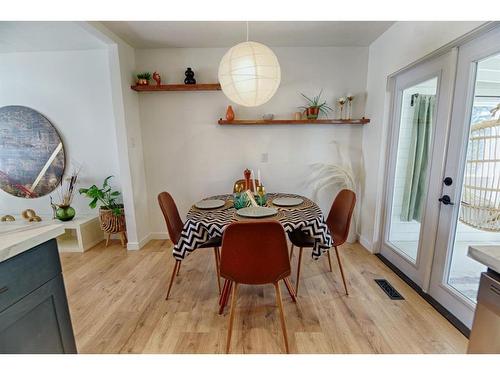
top-left (246, 21), bottom-right (249, 42)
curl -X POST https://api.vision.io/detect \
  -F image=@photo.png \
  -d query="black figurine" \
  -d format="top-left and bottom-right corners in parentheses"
top-left (184, 67), bottom-right (196, 84)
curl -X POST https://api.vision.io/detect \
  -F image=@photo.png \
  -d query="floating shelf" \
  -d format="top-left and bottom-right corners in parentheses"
top-left (218, 118), bottom-right (370, 126)
top-left (131, 83), bottom-right (221, 92)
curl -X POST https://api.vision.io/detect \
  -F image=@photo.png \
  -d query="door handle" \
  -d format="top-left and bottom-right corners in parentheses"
top-left (438, 195), bottom-right (455, 205)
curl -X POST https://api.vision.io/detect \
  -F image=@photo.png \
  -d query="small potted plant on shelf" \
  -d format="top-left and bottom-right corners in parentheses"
top-left (299, 89), bottom-right (333, 120)
top-left (136, 72), bottom-right (152, 86)
top-left (79, 176), bottom-right (127, 247)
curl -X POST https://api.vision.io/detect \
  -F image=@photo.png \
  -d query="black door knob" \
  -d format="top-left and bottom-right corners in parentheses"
top-left (443, 177), bottom-right (453, 186)
top-left (438, 195), bottom-right (454, 205)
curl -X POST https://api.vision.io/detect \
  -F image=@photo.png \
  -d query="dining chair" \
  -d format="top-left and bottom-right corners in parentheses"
top-left (157, 192), bottom-right (222, 300)
top-left (219, 220), bottom-right (296, 354)
top-left (289, 189), bottom-right (356, 296)
top-left (233, 179), bottom-right (260, 193)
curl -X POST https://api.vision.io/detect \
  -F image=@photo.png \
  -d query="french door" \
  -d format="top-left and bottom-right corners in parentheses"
top-left (382, 26), bottom-right (500, 329)
top-left (429, 27), bottom-right (500, 328)
top-left (381, 50), bottom-right (456, 287)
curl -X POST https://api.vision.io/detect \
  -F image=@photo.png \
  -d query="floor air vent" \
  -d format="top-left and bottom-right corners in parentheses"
top-left (374, 279), bottom-right (404, 300)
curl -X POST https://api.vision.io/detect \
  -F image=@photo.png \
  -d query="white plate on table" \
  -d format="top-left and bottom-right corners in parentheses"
top-left (236, 206), bottom-right (278, 218)
top-left (194, 199), bottom-right (226, 209)
top-left (272, 197), bottom-right (303, 207)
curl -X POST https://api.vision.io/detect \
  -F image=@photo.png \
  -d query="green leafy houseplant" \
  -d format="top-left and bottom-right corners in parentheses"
top-left (137, 72), bottom-right (152, 80)
top-left (79, 176), bottom-right (123, 216)
top-left (136, 72), bottom-right (151, 85)
top-left (299, 89), bottom-right (333, 119)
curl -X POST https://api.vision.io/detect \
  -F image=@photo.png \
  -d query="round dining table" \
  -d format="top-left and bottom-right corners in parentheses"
top-left (173, 193), bottom-right (333, 260)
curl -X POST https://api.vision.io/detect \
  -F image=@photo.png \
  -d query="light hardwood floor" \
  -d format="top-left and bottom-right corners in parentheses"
top-left (60, 239), bottom-right (468, 354)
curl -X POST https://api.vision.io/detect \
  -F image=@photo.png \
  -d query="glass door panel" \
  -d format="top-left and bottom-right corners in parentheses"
top-left (447, 52), bottom-right (500, 303)
top-left (388, 78), bottom-right (438, 263)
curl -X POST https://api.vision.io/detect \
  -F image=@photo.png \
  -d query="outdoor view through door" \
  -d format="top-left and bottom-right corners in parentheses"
top-left (447, 52), bottom-right (500, 302)
top-left (388, 77), bottom-right (438, 263)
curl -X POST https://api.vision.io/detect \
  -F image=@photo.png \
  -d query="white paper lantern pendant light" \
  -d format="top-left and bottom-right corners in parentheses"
top-left (218, 22), bottom-right (281, 107)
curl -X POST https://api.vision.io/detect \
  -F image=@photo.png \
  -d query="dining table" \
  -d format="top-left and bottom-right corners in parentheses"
top-left (173, 193), bottom-right (333, 260)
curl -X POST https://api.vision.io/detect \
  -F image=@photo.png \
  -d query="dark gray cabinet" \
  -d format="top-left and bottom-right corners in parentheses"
top-left (0, 239), bottom-right (77, 353)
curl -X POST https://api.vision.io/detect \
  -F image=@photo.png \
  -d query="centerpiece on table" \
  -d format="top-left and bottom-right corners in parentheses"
top-left (299, 89), bottom-right (333, 120)
top-left (233, 169), bottom-right (267, 208)
top-left (79, 176), bottom-right (127, 247)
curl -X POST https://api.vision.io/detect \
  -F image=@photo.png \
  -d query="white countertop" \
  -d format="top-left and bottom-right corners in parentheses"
top-left (468, 245), bottom-right (500, 274)
top-left (0, 223), bottom-right (65, 263)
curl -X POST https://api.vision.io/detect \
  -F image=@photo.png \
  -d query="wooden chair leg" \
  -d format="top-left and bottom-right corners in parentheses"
top-left (119, 232), bottom-right (126, 247)
top-left (166, 260), bottom-right (180, 300)
top-left (213, 247), bottom-right (222, 295)
top-left (225, 282), bottom-right (239, 354)
top-left (295, 247), bottom-right (303, 295)
top-left (176, 261), bottom-right (181, 276)
top-left (105, 233), bottom-right (111, 247)
top-left (289, 244), bottom-right (294, 260)
top-left (219, 281), bottom-right (233, 315)
top-left (219, 279), bottom-right (229, 306)
top-left (334, 246), bottom-right (349, 295)
top-left (327, 249), bottom-right (333, 272)
top-left (274, 282), bottom-right (290, 354)
top-left (283, 277), bottom-right (297, 302)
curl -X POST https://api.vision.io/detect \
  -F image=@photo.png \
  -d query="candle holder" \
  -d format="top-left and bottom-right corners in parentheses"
top-left (256, 185), bottom-right (267, 206)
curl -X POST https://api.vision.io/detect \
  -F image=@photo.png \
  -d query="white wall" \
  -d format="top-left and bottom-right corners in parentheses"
top-left (360, 21), bottom-right (486, 252)
top-left (135, 47), bottom-right (369, 236)
top-left (85, 22), bottom-right (151, 250)
top-left (0, 49), bottom-right (121, 217)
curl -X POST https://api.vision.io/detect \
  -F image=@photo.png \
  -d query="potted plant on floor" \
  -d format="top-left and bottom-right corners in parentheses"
top-left (299, 89), bottom-right (333, 119)
top-left (79, 176), bottom-right (127, 247)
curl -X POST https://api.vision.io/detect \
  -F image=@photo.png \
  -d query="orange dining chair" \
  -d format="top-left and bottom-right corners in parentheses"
top-left (233, 179), bottom-right (260, 193)
top-left (219, 220), bottom-right (296, 354)
top-left (158, 192), bottom-right (222, 300)
top-left (289, 189), bottom-right (356, 296)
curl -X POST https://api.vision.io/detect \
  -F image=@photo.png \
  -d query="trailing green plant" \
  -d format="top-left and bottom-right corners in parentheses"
top-left (79, 176), bottom-right (123, 216)
top-left (299, 89), bottom-right (333, 116)
top-left (136, 72), bottom-right (152, 80)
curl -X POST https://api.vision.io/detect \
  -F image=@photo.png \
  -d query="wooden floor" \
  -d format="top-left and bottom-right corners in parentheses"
top-left (60, 239), bottom-right (468, 354)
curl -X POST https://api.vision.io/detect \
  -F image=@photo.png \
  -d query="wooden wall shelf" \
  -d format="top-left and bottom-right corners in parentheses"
top-left (131, 83), bottom-right (221, 92)
top-left (218, 118), bottom-right (370, 126)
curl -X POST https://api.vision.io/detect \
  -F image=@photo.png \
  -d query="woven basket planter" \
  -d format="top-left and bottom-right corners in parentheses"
top-left (99, 206), bottom-right (126, 234)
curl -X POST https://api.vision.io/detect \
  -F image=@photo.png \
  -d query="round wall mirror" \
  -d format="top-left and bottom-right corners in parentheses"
top-left (0, 105), bottom-right (65, 198)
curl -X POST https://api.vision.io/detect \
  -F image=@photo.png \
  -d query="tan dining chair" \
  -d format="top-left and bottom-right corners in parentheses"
top-left (158, 192), bottom-right (222, 300)
top-left (219, 220), bottom-right (296, 354)
top-left (289, 189), bottom-right (356, 295)
top-left (233, 179), bottom-right (260, 193)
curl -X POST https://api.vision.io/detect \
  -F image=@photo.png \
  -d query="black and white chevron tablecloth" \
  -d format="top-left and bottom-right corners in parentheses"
top-left (173, 193), bottom-right (333, 260)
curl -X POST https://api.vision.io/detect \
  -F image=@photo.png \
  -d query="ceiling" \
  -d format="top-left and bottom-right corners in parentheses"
top-left (102, 21), bottom-right (394, 48)
top-left (0, 22), bottom-right (106, 53)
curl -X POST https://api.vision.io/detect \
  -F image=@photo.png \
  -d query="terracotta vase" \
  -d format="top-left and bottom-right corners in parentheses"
top-left (226, 105), bottom-right (235, 121)
top-left (305, 106), bottom-right (320, 120)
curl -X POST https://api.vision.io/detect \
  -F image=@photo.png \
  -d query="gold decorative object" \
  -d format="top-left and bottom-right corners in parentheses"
top-left (1, 215), bottom-right (15, 222)
top-left (29, 215), bottom-right (42, 222)
top-left (22, 209), bottom-right (37, 220)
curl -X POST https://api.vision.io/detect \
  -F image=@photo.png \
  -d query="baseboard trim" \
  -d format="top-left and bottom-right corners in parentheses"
top-left (150, 232), bottom-right (169, 240)
top-left (376, 254), bottom-right (470, 338)
top-left (359, 235), bottom-right (373, 253)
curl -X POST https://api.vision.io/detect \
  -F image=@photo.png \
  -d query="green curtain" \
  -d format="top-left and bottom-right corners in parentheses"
top-left (400, 94), bottom-right (436, 222)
